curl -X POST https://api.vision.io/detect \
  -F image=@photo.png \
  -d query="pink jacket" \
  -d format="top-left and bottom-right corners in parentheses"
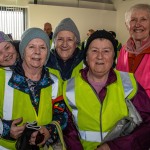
top-left (116, 45), bottom-right (150, 98)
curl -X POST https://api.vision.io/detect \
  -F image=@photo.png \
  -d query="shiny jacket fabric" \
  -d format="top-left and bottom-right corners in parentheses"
top-left (116, 44), bottom-right (150, 98)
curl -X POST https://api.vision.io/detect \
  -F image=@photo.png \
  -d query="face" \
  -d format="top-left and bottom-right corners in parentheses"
top-left (22, 38), bottom-right (48, 69)
top-left (54, 31), bottom-right (77, 61)
top-left (86, 39), bottom-right (114, 79)
top-left (126, 9), bottom-right (150, 41)
top-left (0, 42), bottom-right (17, 66)
top-left (44, 23), bottom-right (52, 36)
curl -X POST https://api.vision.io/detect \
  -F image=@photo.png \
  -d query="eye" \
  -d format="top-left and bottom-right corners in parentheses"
top-left (130, 18), bottom-right (136, 22)
top-left (68, 38), bottom-right (74, 42)
top-left (130, 17), bottom-right (138, 22)
top-left (141, 17), bottom-right (147, 21)
top-left (91, 48), bottom-right (98, 53)
top-left (5, 45), bottom-right (10, 50)
top-left (57, 38), bottom-right (63, 42)
top-left (102, 48), bottom-right (112, 54)
top-left (40, 46), bottom-right (47, 50)
top-left (103, 49), bottom-right (110, 53)
top-left (28, 45), bottom-right (34, 49)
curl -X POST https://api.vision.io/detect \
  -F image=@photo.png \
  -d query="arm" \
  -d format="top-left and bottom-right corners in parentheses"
top-left (107, 83), bottom-right (150, 150)
top-left (49, 95), bottom-right (83, 150)
top-left (30, 95), bottom-right (83, 149)
top-left (30, 96), bottom-right (68, 146)
top-left (0, 118), bottom-right (25, 140)
top-left (45, 95), bottom-right (68, 145)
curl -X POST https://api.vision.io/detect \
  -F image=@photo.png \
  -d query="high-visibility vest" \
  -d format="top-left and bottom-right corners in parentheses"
top-left (63, 70), bottom-right (137, 150)
top-left (0, 69), bottom-right (59, 150)
top-left (48, 60), bottom-right (85, 82)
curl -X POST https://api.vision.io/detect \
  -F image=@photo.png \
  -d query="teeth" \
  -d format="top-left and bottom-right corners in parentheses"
top-left (33, 58), bottom-right (40, 61)
top-left (134, 29), bottom-right (143, 32)
top-left (96, 62), bottom-right (103, 65)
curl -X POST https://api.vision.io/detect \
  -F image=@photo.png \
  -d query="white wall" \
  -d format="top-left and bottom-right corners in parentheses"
top-left (28, 4), bottom-right (116, 41)
top-left (0, 0), bottom-right (150, 43)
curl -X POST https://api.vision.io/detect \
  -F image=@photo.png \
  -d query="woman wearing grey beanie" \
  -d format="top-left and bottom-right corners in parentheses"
top-left (0, 27), bottom-right (82, 149)
top-left (46, 18), bottom-right (84, 150)
top-left (46, 17), bottom-right (85, 81)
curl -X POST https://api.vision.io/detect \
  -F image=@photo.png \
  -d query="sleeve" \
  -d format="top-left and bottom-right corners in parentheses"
top-left (45, 95), bottom-right (68, 145)
top-left (107, 83), bottom-right (150, 150)
top-left (45, 95), bottom-right (83, 150)
top-left (63, 107), bottom-right (84, 150)
top-left (0, 119), bottom-right (3, 137)
top-left (0, 119), bottom-right (14, 140)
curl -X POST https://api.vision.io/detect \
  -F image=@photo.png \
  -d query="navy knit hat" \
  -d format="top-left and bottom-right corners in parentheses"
top-left (19, 27), bottom-right (50, 65)
top-left (85, 30), bottom-right (117, 67)
top-left (0, 31), bottom-right (12, 43)
top-left (53, 18), bottom-right (80, 45)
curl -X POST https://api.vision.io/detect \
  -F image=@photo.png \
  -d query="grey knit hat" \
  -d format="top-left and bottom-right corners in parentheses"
top-left (53, 18), bottom-right (80, 45)
top-left (0, 31), bottom-right (12, 43)
top-left (19, 27), bottom-right (50, 65)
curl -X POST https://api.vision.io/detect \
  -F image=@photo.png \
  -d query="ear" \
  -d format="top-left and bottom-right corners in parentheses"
top-left (125, 22), bottom-right (129, 31)
top-left (86, 56), bottom-right (88, 61)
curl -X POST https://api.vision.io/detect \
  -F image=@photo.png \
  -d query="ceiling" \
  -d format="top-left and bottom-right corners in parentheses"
top-left (1, 0), bottom-right (130, 11)
top-left (28, 0), bottom-right (116, 11)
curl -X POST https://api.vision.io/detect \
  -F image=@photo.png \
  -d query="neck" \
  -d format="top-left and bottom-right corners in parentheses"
top-left (22, 64), bottom-right (42, 81)
top-left (134, 36), bottom-right (150, 50)
top-left (134, 40), bottom-right (142, 50)
top-left (87, 71), bottom-right (108, 83)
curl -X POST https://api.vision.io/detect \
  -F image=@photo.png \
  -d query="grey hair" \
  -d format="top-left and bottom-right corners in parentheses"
top-left (125, 4), bottom-right (150, 26)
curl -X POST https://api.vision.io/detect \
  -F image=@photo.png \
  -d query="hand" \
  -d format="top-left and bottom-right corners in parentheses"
top-left (29, 126), bottom-right (50, 146)
top-left (96, 143), bottom-right (110, 150)
top-left (10, 118), bottom-right (26, 139)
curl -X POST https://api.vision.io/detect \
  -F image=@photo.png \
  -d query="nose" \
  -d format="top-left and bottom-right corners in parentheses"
top-left (97, 51), bottom-right (103, 59)
top-left (61, 40), bottom-right (68, 47)
top-left (135, 19), bottom-right (142, 27)
top-left (34, 47), bottom-right (40, 54)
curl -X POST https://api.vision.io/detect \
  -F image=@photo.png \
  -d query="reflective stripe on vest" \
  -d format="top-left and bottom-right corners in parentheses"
top-left (79, 130), bottom-right (108, 142)
top-left (66, 78), bottom-right (78, 124)
top-left (0, 119), bottom-right (3, 136)
top-left (50, 73), bottom-right (59, 100)
top-left (66, 71), bottom-right (134, 142)
top-left (120, 71), bottom-right (133, 98)
top-left (3, 71), bottom-right (13, 120)
top-left (3, 71), bottom-right (59, 120)
top-left (0, 146), bottom-right (8, 150)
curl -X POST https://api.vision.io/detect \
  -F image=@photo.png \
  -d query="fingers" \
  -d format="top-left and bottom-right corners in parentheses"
top-left (12, 117), bottom-right (23, 126)
top-left (29, 131), bottom-right (39, 145)
top-left (10, 118), bottom-right (26, 139)
top-left (29, 127), bottom-right (50, 146)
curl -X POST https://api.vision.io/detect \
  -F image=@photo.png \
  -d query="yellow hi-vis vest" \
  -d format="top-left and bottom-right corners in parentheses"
top-left (63, 70), bottom-right (137, 150)
top-left (0, 69), bottom-right (59, 150)
top-left (48, 61), bottom-right (85, 91)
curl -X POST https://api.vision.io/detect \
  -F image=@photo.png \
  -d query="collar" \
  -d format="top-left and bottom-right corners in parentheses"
top-left (81, 67), bottom-right (117, 86)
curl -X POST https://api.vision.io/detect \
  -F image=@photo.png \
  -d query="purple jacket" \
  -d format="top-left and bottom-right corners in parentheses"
top-left (63, 107), bottom-right (84, 150)
top-left (81, 67), bottom-right (150, 150)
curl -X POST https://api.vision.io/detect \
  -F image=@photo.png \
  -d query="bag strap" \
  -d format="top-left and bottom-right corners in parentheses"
top-left (51, 121), bottom-right (66, 150)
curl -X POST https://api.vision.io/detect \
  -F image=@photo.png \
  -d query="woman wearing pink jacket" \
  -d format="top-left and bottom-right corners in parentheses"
top-left (116, 4), bottom-right (150, 98)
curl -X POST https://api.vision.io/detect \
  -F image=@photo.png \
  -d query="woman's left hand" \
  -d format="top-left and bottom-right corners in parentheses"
top-left (96, 143), bottom-right (110, 150)
top-left (29, 126), bottom-right (50, 146)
